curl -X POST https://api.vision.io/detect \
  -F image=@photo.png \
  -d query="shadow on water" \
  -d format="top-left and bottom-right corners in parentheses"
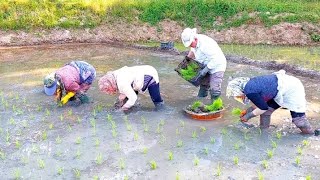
top-left (0, 44), bottom-right (319, 179)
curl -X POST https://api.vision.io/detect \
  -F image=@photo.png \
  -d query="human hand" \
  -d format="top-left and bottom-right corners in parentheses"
top-left (240, 111), bottom-right (255, 122)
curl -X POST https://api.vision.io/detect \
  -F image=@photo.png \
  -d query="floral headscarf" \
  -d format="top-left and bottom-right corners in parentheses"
top-left (98, 72), bottom-right (118, 94)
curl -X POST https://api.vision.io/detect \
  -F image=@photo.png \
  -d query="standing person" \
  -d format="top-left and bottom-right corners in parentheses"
top-left (43, 60), bottom-right (96, 106)
top-left (181, 27), bottom-right (227, 103)
top-left (98, 65), bottom-right (164, 112)
top-left (226, 70), bottom-right (314, 134)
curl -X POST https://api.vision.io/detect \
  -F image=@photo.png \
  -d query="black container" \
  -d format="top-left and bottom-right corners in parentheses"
top-left (315, 129), bottom-right (320, 136)
top-left (160, 42), bottom-right (174, 50)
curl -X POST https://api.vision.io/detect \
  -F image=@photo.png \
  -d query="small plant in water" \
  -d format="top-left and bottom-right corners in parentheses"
top-left (96, 153), bottom-right (103, 165)
top-left (15, 140), bottom-right (21, 149)
top-left (210, 137), bottom-right (216, 144)
top-left (168, 151), bottom-right (173, 160)
top-left (144, 124), bottom-right (149, 132)
top-left (42, 131), bottom-right (47, 140)
top-left (177, 140), bottom-right (183, 147)
top-left (267, 149), bottom-right (274, 159)
top-left (56, 135), bottom-right (62, 144)
top-left (262, 159), bottom-right (268, 169)
top-left (57, 167), bottom-right (64, 175)
top-left (302, 140), bottom-right (310, 147)
top-left (193, 155), bottom-right (200, 166)
top-left (180, 120), bottom-right (185, 127)
top-left (149, 160), bottom-right (157, 170)
top-left (134, 132), bottom-right (139, 141)
top-left (38, 159), bottom-right (45, 169)
top-left (257, 170), bottom-right (264, 180)
top-left (297, 146), bottom-right (303, 155)
top-left (305, 175), bottom-right (312, 180)
top-left (76, 149), bottom-right (81, 159)
top-left (271, 140), bottom-right (277, 149)
top-left (95, 138), bottom-right (100, 147)
top-left (142, 147), bottom-right (148, 154)
top-left (13, 168), bottom-right (21, 180)
top-left (114, 142), bottom-right (121, 151)
top-left (295, 156), bottom-right (301, 166)
top-left (68, 109), bottom-right (73, 116)
top-left (276, 132), bottom-right (282, 139)
top-left (49, 123), bottom-right (53, 129)
top-left (204, 146), bottom-right (209, 155)
top-left (200, 126), bottom-right (206, 132)
top-left (216, 163), bottom-right (222, 176)
top-left (192, 130), bottom-right (198, 138)
top-left (73, 169), bottom-right (81, 179)
top-left (75, 137), bottom-right (81, 144)
top-left (233, 156), bottom-right (239, 165)
top-left (119, 158), bottom-right (125, 170)
top-left (234, 142), bottom-right (240, 150)
top-left (59, 114), bottom-right (64, 121)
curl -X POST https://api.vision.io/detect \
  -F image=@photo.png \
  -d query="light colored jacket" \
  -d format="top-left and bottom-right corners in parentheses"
top-left (273, 70), bottom-right (306, 112)
top-left (191, 34), bottom-right (227, 73)
top-left (113, 65), bottom-right (159, 108)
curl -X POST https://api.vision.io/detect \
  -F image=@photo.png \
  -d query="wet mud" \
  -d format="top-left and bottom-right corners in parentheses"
top-left (0, 44), bottom-right (319, 180)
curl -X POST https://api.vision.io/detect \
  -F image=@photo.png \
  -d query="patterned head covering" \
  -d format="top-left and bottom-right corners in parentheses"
top-left (226, 77), bottom-right (250, 98)
top-left (98, 72), bottom-right (118, 94)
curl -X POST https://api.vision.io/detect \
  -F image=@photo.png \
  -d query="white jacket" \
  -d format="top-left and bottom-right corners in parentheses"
top-left (191, 34), bottom-right (227, 73)
top-left (113, 65), bottom-right (159, 108)
top-left (273, 70), bottom-right (306, 112)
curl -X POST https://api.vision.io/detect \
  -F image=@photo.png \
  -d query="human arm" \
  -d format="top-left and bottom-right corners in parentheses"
top-left (240, 93), bottom-right (268, 121)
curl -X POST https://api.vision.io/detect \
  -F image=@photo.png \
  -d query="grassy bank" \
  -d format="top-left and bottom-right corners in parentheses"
top-left (0, 0), bottom-right (319, 32)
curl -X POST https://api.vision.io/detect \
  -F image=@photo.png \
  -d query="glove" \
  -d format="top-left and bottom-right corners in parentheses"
top-left (114, 97), bottom-right (128, 109)
top-left (60, 92), bottom-right (75, 105)
top-left (240, 111), bottom-right (256, 122)
top-left (78, 94), bottom-right (89, 103)
top-left (190, 66), bottom-right (210, 86)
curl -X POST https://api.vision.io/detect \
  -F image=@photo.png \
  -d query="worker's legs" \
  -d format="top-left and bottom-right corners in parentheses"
top-left (209, 71), bottom-right (224, 102)
top-left (291, 112), bottom-right (313, 134)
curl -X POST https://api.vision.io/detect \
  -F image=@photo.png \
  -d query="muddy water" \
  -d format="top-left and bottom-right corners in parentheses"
top-left (0, 44), bottom-right (320, 180)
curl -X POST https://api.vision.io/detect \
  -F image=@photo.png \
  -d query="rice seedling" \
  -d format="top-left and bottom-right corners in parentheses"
top-left (234, 142), bottom-right (240, 150)
top-left (176, 172), bottom-right (181, 180)
top-left (32, 144), bottom-right (39, 153)
top-left (112, 129), bottom-right (118, 137)
top-left (142, 147), bottom-right (148, 154)
top-left (306, 175), bottom-right (312, 180)
top-left (177, 140), bottom-right (183, 148)
top-left (216, 163), bottom-right (222, 176)
top-left (276, 132), bottom-right (282, 139)
top-left (55, 150), bottom-right (62, 157)
top-left (73, 169), bottom-right (81, 179)
top-left (267, 149), bottom-right (274, 159)
top-left (149, 160), bottom-right (157, 170)
top-left (107, 114), bottom-right (112, 122)
top-left (180, 62), bottom-right (199, 80)
top-left (93, 175), bottom-right (99, 180)
top-left (271, 140), bottom-right (277, 149)
top-left (262, 160), bottom-right (268, 169)
top-left (141, 116), bottom-right (146, 124)
top-left (244, 131), bottom-right (250, 141)
top-left (21, 156), bottom-right (29, 165)
top-left (77, 116), bottom-right (82, 124)
top-left (233, 156), bottom-right (239, 165)
top-left (156, 124), bottom-right (162, 134)
top-left (204, 98), bottom-right (223, 112)
top-left (45, 108), bottom-right (50, 116)
top-left (55, 135), bottom-right (62, 144)
top-left (68, 109), bottom-right (73, 116)
top-left (76, 149), bottom-right (81, 159)
top-left (96, 153), bottom-right (103, 165)
top-left (257, 170), bottom-right (264, 180)
top-left (160, 134), bottom-right (166, 144)
top-left (0, 151), bottom-right (5, 160)
top-left (134, 132), bottom-right (139, 141)
top-left (57, 167), bottom-right (64, 175)
top-left (110, 120), bottom-right (117, 129)
top-left (192, 130), bottom-right (198, 138)
top-left (302, 140), bottom-right (310, 147)
top-left (13, 168), bottom-right (21, 180)
top-left (193, 155), bottom-right (200, 166)
top-left (9, 117), bottom-right (16, 125)
top-left (295, 156), bottom-right (301, 166)
top-left (159, 119), bottom-right (165, 126)
top-left (90, 118), bottom-right (96, 128)
top-left (15, 140), bottom-right (21, 149)
top-left (75, 137), bottom-right (81, 144)
top-left (221, 127), bottom-right (227, 135)
top-left (49, 123), bottom-right (53, 129)
top-left (59, 114), bottom-right (64, 121)
top-left (42, 131), bottom-right (47, 140)
top-left (37, 159), bottom-right (45, 169)
top-left (144, 124), bottom-right (149, 132)
top-left (200, 126), bottom-right (206, 132)
top-left (204, 146), bottom-right (209, 155)
top-left (92, 109), bottom-right (96, 117)
top-left (5, 129), bottom-right (10, 143)
top-left (231, 108), bottom-right (242, 116)
top-left (210, 137), bottom-right (216, 144)
top-left (168, 151), bottom-right (173, 160)
top-left (95, 138), bottom-right (100, 147)
top-left (114, 142), bottom-right (121, 151)
top-left (124, 175), bottom-right (129, 180)
top-left (176, 128), bottom-right (180, 135)
top-left (180, 120), bottom-right (185, 127)
top-left (68, 124), bottom-right (72, 132)
top-left (297, 146), bottom-right (303, 155)
top-left (119, 158), bottom-right (125, 169)
top-left (126, 123), bottom-right (132, 131)
top-left (37, 105), bottom-right (42, 112)
top-left (97, 104), bottom-right (103, 112)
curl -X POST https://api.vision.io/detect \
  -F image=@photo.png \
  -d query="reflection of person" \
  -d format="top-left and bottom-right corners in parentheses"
top-left (226, 70), bottom-right (314, 134)
top-left (181, 27), bottom-right (226, 103)
top-left (98, 65), bottom-right (164, 111)
top-left (43, 60), bottom-right (96, 106)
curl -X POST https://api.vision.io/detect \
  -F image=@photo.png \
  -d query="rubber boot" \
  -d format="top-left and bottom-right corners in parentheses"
top-left (292, 115), bottom-right (313, 134)
top-left (210, 89), bottom-right (221, 103)
top-left (154, 101), bottom-right (165, 111)
top-left (198, 86), bottom-right (208, 98)
top-left (259, 107), bottom-right (275, 129)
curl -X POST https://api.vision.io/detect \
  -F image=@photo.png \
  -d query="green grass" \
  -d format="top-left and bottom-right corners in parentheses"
top-left (0, 0), bottom-right (318, 30)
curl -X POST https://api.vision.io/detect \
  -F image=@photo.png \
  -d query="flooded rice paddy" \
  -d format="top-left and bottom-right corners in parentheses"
top-left (0, 44), bottom-right (319, 180)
